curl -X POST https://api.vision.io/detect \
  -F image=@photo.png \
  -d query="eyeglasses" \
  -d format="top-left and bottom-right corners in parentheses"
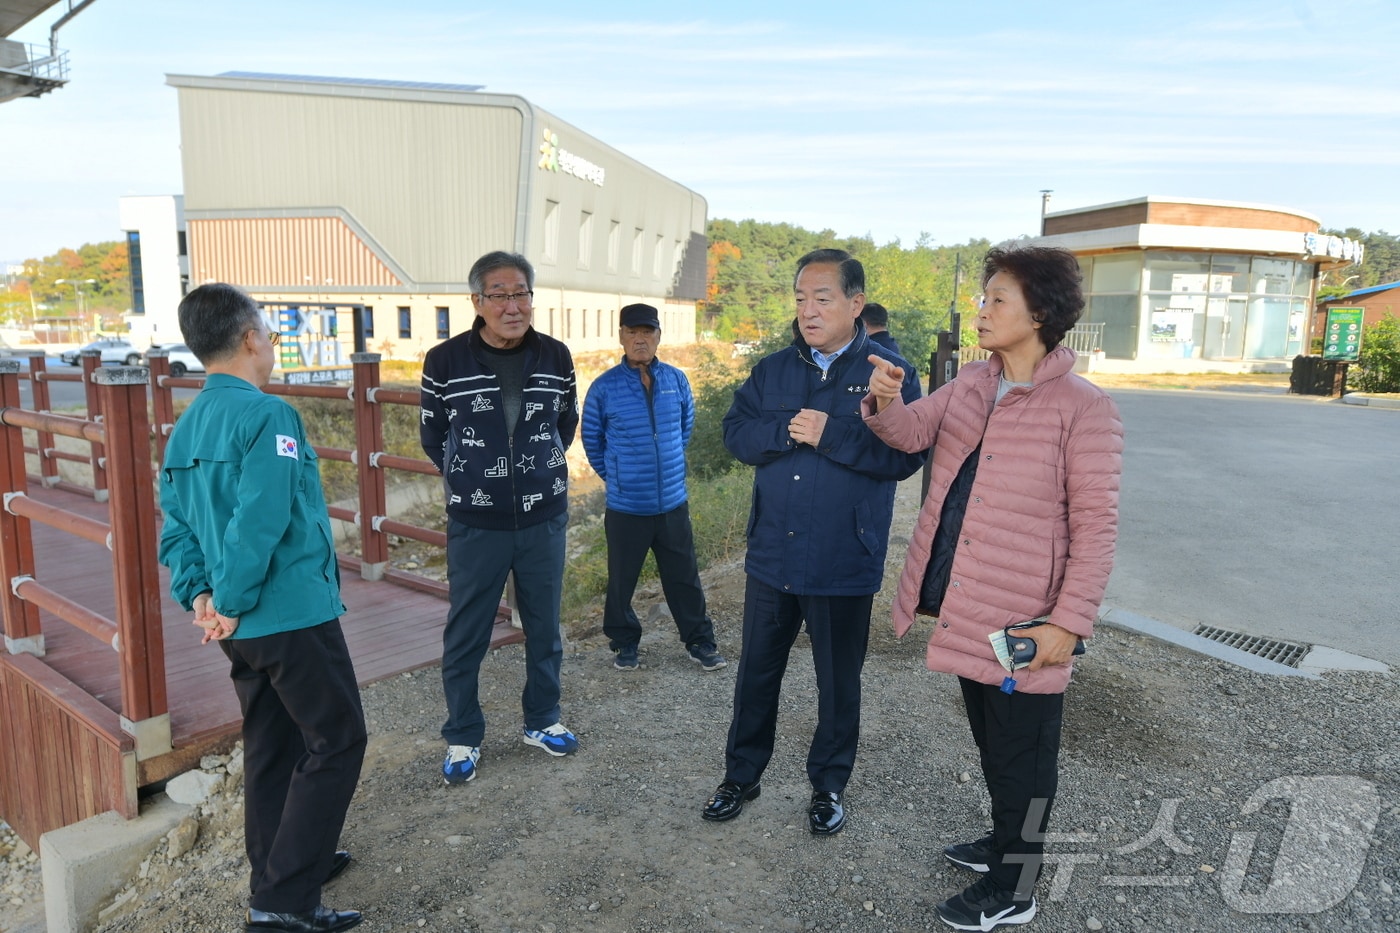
top-left (478, 290), bottom-right (534, 308)
top-left (267, 332), bottom-right (281, 346)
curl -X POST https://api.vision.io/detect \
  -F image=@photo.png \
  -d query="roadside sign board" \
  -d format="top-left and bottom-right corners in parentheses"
top-left (283, 367), bottom-right (353, 385)
top-left (1322, 308), bottom-right (1364, 362)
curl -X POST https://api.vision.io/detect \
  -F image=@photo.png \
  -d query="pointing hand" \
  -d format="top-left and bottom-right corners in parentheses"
top-left (867, 355), bottom-right (905, 410)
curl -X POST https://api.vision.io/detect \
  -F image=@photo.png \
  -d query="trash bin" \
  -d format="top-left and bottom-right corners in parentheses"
top-left (1289, 356), bottom-right (1348, 396)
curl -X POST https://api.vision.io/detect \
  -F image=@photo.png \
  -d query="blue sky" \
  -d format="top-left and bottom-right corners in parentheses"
top-left (3, 0), bottom-right (1397, 264)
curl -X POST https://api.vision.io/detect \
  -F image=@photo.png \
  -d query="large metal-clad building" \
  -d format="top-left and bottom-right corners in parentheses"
top-left (159, 72), bottom-right (707, 359)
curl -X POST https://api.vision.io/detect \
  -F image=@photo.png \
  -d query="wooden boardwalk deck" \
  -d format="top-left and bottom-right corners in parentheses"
top-left (22, 484), bottom-right (507, 785)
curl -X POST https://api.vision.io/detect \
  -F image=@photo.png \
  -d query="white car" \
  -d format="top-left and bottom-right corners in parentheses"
top-left (145, 344), bottom-right (205, 377)
top-left (59, 338), bottom-right (143, 366)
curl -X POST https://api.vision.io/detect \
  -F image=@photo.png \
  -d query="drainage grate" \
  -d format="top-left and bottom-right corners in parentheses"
top-left (1192, 626), bottom-right (1309, 668)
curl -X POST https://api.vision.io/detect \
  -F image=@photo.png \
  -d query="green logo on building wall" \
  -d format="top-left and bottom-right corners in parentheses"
top-left (535, 127), bottom-right (605, 187)
top-left (538, 129), bottom-right (560, 172)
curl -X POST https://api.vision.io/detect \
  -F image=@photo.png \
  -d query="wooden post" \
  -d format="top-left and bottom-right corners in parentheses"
top-left (0, 360), bottom-right (43, 656)
top-left (13, 350), bottom-right (59, 487)
top-left (79, 351), bottom-right (109, 501)
top-left (145, 348), bottom-right (176, 468)
top-left (922, 256), bottom-right (964, 501)
top-left (93, 367), bottom-right (171, 760)
top-left (351, 353), bottom-right (389, 579)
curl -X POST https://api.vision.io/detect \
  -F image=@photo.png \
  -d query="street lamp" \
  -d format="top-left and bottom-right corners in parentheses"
top-left (55, 278), bottom-right (97, 338)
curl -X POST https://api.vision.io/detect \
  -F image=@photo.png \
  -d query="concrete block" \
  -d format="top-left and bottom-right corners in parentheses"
top-left (40, 794), bottom-right (192, 933)
top-left (166, 768), bottom-right (223, 805)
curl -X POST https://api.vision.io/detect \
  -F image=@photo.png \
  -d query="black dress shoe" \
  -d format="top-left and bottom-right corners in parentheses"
top-left (701, 779), bottom-right (761, 822)
top-left (246, 904), bottom-right (362, 932)
top-left (325, 851), bottom-right (352, 883)
top-left (808, 790), bottom-right (845, 835)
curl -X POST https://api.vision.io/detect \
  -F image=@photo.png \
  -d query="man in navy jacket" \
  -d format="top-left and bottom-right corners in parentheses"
top-left (420, 251), bottom-right (580, 786)
top-left (582, 303), bottom-right (724, 673)
top-left (702, 249), bottom-right (925, 836)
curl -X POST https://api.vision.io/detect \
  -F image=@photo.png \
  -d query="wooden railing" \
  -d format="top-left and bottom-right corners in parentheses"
top-left (0, 353), bottom-right (518, 847)
top-left (145, 350), bottom-right (456, 595)
top-left (0, 361), bottom-right (171, 759)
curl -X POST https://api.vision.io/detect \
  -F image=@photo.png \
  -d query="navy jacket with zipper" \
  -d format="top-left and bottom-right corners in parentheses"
top-left (581, 356), bottom-right (694, 516)
top-left (722, 320), bottom-right (926, 596)
top-left (419, 318), bottom-right (578, 530)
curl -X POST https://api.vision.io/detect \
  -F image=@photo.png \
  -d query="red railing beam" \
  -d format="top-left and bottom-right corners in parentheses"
top-left (4, 491), bottom-right (110, 547)
top-left (13, 578), bottom-right (119, 649)
top-left (0, 362), bottom-right (42, 652)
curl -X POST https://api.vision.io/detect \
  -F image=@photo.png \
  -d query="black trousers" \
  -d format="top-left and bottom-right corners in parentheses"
top-left (221, 620), bottom-right (367, 913)
top-left (723, 577), bottom-right (872, 793)
top-left (958, 677), bottom-right (1064, 897)
top-left (603, 504), bottom-right (716, 651)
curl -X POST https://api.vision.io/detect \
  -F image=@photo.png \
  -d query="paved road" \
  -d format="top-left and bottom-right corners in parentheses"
top-left (3, 355), bottom-right (199, 410)
top-left (1106, 387), bottom-right (1400, 667)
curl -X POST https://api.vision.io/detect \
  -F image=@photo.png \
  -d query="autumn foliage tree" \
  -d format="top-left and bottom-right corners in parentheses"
top-left (9, 241), bottom-right (130, 328)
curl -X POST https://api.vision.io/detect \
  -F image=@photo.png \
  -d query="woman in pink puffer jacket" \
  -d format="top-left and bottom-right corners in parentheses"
top-left (862, 244), bottom-right (1123, 931)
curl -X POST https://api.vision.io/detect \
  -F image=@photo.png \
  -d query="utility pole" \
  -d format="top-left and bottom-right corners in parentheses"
top-left (1040, 189), bottom-right (1054, 235)
top-left (923, 253), bottom-right (964, 499)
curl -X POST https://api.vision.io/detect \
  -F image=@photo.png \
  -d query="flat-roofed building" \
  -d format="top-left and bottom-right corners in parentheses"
top-left (162, 71), bottom-right (707, 362)
top-left (1030, 196), bottom-right (1363, 372)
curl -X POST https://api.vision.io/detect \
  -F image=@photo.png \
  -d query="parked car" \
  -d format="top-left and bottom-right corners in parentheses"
top-left (144, 344), bottom-right (205, 378)
top-left (59, 338), bottom-right (142, 366)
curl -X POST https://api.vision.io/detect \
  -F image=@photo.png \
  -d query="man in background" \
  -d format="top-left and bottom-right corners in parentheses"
top-left (860, 302), bottom-right (902, 357)
top-left (582, 303), bottom-right (725, 673)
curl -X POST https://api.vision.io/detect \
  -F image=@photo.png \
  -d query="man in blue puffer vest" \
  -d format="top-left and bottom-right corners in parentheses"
top-left (582, 303), bottom-right (726, 673)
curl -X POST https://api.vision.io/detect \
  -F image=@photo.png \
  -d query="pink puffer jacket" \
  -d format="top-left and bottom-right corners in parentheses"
top-left (861, 346), bottom-right (1123, 693)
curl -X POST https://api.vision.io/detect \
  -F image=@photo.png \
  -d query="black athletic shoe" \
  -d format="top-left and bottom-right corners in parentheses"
top-left (935, 876), bottom-right (1036, 930)
top-left (943, 833), bottom-right (995, 873)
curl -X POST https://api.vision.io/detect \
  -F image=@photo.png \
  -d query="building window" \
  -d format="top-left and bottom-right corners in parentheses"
top-left (436, 306), bottom-right (450, 339)
top-left (543, 200), bottom-right (560, 263)
top-left (607, 221), bottom-right (620, 272)
top-left (578, 211), bottom-right (593, 269)
top-left (126, 231), bottom-right (145, 315)
top-left (653, 235), bottom-right (665, 276)
top-left (398, 306), bottom-right (411, 339)
top-left (632, 228), bottom-right (644, 273)
top-left (362, 306), bottom-right (375, 339)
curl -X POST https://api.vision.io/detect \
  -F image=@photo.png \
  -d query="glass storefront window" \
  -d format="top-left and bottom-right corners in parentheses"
top-left (1145, 252), bottom-right (1210, 292)
top-left (1245, 296), bottom-right (1293, 357)
top-left (1091, 255), bottom-right (1140, 293)
top-left (1089, 295), bottom-right (1139, 359)
top-left (1208, 255), bottom-right (1250, 295)
top-left (1292, 262), bottom-right (1317, 297)
top-left (1251, 258), bottom-right (1295, 295)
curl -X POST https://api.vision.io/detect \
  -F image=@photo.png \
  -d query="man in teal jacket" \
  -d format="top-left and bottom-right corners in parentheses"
top-left (159, 283), bottom-right (366, 933)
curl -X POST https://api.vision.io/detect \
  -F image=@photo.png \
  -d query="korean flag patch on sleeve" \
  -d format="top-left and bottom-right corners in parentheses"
top-left (276, 435), bottom-right (299, 459)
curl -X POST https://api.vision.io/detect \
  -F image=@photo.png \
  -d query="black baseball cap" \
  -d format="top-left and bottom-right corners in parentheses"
top-left (619, 303), bottom-right (661, 328)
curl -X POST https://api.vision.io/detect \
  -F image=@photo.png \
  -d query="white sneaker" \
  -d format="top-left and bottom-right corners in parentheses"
top-left (522, 722), bottom-right (578, 756)
top-left (442, 744), bottom-right (480, 784)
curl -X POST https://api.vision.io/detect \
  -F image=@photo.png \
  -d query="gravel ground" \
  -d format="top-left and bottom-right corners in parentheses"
top-left (3, 479), bottom-right (1397, 933)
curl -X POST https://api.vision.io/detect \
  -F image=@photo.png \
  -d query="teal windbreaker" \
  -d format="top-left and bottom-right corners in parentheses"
top-left (158, 374), bottom-right (344, 638)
